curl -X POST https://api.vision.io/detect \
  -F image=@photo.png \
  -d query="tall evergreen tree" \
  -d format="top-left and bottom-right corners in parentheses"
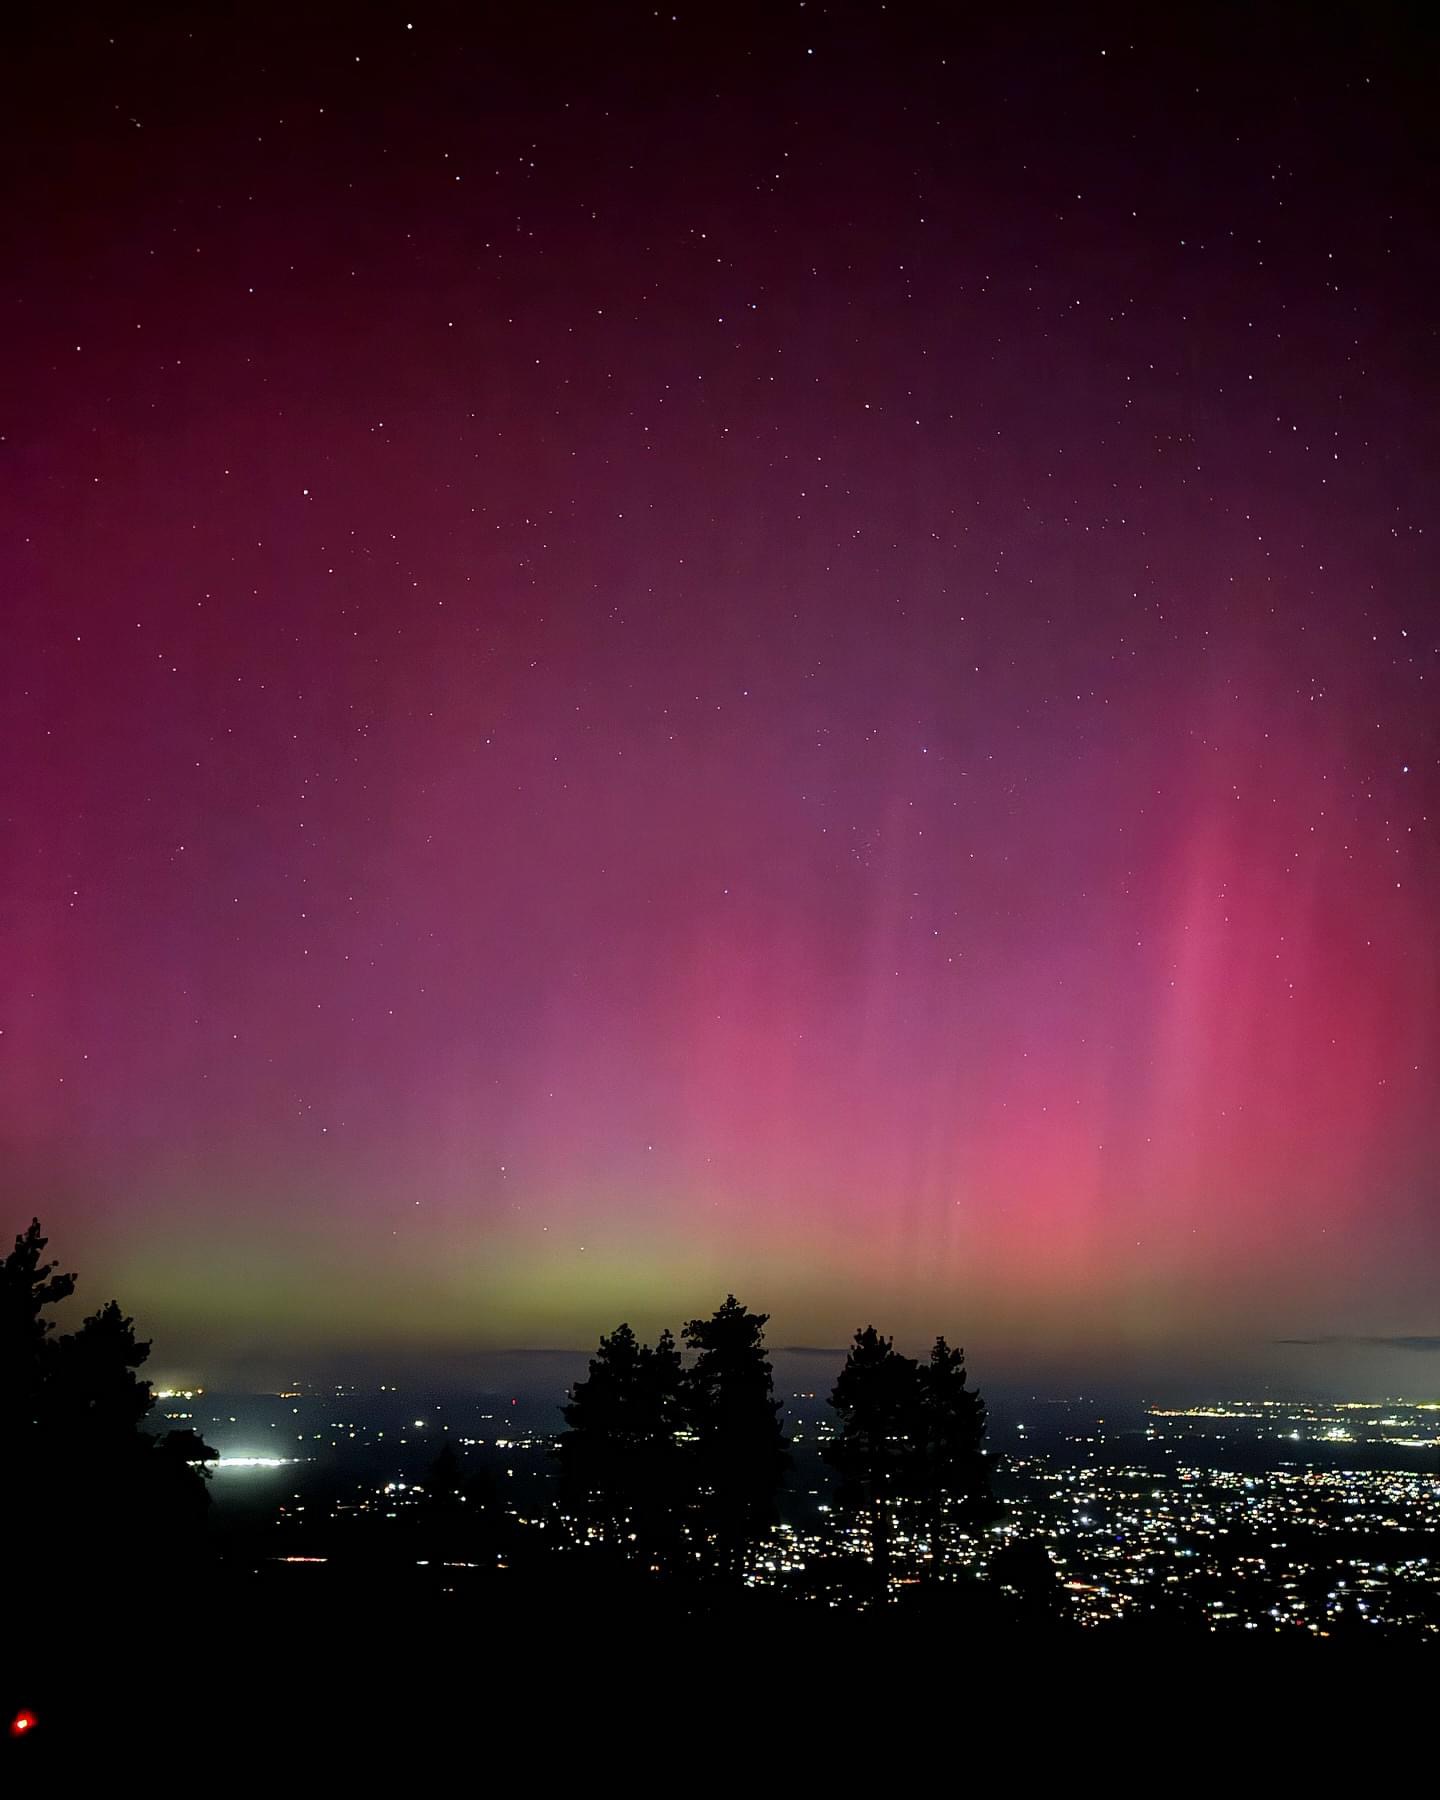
top-left (681, 1295), bottom-right (787, 1579)
top-left (556, 1322), bottom-right (685, 1557)
top-left (825, 1326), bottom-right (921, 1593)
top-left (0, 1216), bottom-right (75, 1438)
top-left (426, 1440), bottom-right (464, 1504)
top-left (1, 1219), bottom-right (217, 1590)
top-left (827, 1328), bottom-right (992, 1592)
top-left (417, 1438), bottom-right (500, 1566)
top-left (989, 1538), bottom-right (1070, 1629)
top-left (913, 1336), bottom-right (992, 1548)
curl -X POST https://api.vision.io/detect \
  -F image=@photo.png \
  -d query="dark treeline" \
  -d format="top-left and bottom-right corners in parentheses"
top-left (5, 1220), bottom-right (1424, 1753)
top-left (4, 1219), bottom-right (222, 1749)
top-left (2, 1219), bottom-right (217, 1576)
top-left (556, 1304), bottom-right (993, 1592)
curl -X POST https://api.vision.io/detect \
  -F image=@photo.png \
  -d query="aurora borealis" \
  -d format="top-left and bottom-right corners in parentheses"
top-left (3, 5), bottom-right (1436, 1393)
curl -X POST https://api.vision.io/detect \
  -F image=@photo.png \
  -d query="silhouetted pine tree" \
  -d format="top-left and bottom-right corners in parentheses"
top-left (427, 1440), bottom-right (464, 1503)
top-left (556, 1322), bottom-right (686, 1560)
top-left (913, 1336), bottom-right (992, 1550)
top-left (989, 1538), bottom-right (1071, 1630)
top-left (825, 1325), bottom-right (920, 1594)
top-left (681, 1295), bottom-right (787, 1580)
top-left (418, 1438), bottom-right (500, 1565)
top-left (1, 1219), bottom-right (217, 1598)
top-left (1, 1216), bottom-right (75, 1436)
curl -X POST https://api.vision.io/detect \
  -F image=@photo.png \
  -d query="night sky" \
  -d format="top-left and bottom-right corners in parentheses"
top-left (4, 4), bottom-right (1436, 1394)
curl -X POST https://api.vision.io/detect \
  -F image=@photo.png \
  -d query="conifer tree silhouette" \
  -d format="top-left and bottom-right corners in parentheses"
top-left (427, 1439), bottom-right (464, 1500)
top-left (681, 1295), bottom-right (786, 1580)
top-left (913, 1336), bottom-right (992, 1549)
top-left (826, 1325), bottom-right (919, 1594)
top-left (989, 1537), bottom-right (1071, 1630)
top-left (1, 1217), bottom-right (75, 1437)
top-left (2, 1218), bottom-right (217, 1598)
top-left (419, 1438), bottom-right (498, 1566)
top-left (828, 1327), bottom-right (992, 1593)
top-left (557, 1321), bottom-right (686, 1560)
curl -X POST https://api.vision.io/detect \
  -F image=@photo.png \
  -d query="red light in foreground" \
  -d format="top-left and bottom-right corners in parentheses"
top-left (10, 1711), bottom-right (37, 1738)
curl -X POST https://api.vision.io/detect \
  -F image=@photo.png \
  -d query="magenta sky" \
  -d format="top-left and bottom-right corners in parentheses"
top-left (3, 6), bottom-right (1436, 1391)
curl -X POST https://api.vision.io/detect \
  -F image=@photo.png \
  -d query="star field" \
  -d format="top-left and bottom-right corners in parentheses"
top-left (2, 4), bottom-right (1436, 1389)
